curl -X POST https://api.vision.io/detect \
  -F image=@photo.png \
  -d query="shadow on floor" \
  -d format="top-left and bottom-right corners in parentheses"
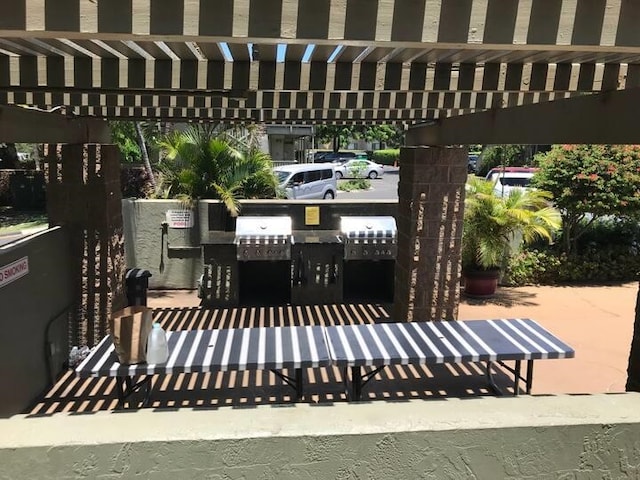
top-left (29, 363), bottom-right (519, 415)
top-left (461, 288), bottom-right (539, 308)
top-left (27, 303), bottom-right (524, 415)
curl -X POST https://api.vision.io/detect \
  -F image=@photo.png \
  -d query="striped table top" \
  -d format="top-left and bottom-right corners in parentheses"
top-left (324, 319), bottom-right (575, 367)
top-left (76, 326), bottom-right (331, 378)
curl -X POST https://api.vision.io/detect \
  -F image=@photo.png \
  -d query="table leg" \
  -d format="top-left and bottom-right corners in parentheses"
top-left (295, 368), bottom-right (303, 400)
top-left (115, 376), bottom-right (152, 409)
top-left (351, 366), bottom-right (362, 401)
top-left (526, 360), bottom-right (534, 394)
top-left (513, 360), bottom-right (521, 396)
top-left (270, 369), bottom-right (304, 400)
top-left (116, 376), bottom-right (126, 408)
top-left (486, 362), bottom-right (500, 395)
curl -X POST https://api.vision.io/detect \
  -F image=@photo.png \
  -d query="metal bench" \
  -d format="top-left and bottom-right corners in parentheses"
top-left (324, 318), bottom-right (575, 400)
top-left (76, 325), bottom-right (331, 408)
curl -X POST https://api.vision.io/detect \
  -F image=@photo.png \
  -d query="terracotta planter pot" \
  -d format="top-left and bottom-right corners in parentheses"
top-left (463, 268), bottom-right (501, 297)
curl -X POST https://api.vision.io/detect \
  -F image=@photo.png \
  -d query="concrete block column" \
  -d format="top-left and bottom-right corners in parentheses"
top-left (46, 144), bottom-right (127, 347)
top-left (393, 146), bottom-right (468, 322)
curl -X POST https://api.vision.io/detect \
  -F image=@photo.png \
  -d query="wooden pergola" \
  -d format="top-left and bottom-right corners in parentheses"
top-left (1, 0), bottom-right (639, 392)
top-left (1, 0), bottom-right (639, 126)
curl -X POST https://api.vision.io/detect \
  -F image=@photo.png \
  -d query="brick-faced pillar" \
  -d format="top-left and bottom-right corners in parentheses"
top-left (393, 146), bottom-right (468, 322)
top-left (46, 144), bottom-right (127, 347)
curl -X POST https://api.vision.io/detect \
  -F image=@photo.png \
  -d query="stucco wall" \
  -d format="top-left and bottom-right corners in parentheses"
top-left (0, 227), bottom-right (72, 417)
top-left (122, 199), bottom-right (203, 289)
top-left (2, 394), bottom-right (640, 478)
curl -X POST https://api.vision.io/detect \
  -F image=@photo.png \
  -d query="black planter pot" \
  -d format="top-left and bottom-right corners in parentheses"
top-left (462, 268), bottom-right (501, 297)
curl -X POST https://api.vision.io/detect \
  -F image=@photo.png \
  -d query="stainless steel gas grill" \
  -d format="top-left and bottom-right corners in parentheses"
top-left (340, 216), bottom-right (397, 302)
top-left (235, 216), bottom-right (293, 261)
top-left (234, 215), bottom-right (294, 305)
top-left (340, 216), bottom-right (397, 261)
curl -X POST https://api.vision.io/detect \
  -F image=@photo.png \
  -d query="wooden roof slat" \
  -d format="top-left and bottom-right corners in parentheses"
top-left (164, 42), bottom-right (198, 60)
top-left (195, 42), bottom-right (226, 61)
top-left (285, 45), bottom-right (307, 62)
top-left (227, 43), bottom-right (251, 62)
top-left (333, 46), bottom-right (367, 63)
top-left (253, 44), bottom-right (278, 62)
top-left (309, 45), bottom-right (336, 62)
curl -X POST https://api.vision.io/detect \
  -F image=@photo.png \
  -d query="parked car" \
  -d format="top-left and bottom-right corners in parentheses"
top-left (314, 151), bottom-right (357, 163)
top-left (490, 171), bottom-right (536, 198)
top-left (273, 164), bottom-right (337, 199)
top-left (485, 166), bottom-right (538, 182)
top-left (312, 151), bottom-right (331, 162)
top-left (468, 154), bottom-right (479, 174)
top-left (334, 159), bottom-right (384, 179)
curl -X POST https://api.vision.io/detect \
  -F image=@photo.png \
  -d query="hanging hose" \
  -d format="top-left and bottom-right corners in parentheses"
top-left (159, 222), bottom-right (168, 273)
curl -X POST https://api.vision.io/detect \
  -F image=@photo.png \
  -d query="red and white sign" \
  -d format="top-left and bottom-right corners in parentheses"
top-left (0, 256), bottom-right (29, 288)
top-left (166, 209), bottom-right (194, 229)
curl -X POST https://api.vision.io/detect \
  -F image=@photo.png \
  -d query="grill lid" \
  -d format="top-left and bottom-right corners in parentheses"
top-left (235, 216), bottom-right (292, 240)
top-left (235, 216), bottom-right (293, 261)
top-left (340, 216), bottom-right (397, 240)
top-left (340, 216), bottom-right (397, 260)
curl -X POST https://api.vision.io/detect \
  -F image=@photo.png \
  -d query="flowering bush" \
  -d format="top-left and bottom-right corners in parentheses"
top-left (533, 145), bottom-right (640, 254)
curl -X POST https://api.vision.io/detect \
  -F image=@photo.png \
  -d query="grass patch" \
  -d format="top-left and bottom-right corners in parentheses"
top-left (338, 179), bottom-right (371, 192)
top-left (0, 207), bottom-right (48, 234)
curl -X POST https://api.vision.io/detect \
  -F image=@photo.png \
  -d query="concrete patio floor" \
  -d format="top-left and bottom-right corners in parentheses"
top-left (27, 282), bottom-right (638, 415)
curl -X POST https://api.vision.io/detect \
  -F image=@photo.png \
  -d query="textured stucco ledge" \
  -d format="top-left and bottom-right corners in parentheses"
top-left (3, 393), bottom-right (640, 448)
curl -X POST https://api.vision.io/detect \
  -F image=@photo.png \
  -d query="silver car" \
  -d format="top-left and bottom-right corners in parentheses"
top-left (334, 159), bottom-right (385, 179)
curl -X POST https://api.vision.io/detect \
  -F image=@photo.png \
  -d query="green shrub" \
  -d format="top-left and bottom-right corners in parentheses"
top-left (0, 171), bottom-right (11, 206)
top-left (574, 217), bottom-right (640, 253)
top-left (504, 247), bottom-right (640, 286)
top-left (372, 149), bottom-right (400, 166)
top-left (339, 178), bottom-right (370, 191)
top-left (502, 250), bottom-right (560, 285)
top-left (502, 215), bottom-right (640, 286)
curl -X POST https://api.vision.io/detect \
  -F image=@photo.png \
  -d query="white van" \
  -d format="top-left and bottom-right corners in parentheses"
top-left (274, 164), bottom-right (337, 200)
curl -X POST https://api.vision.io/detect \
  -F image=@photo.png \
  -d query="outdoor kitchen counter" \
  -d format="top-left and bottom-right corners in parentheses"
top-left (201, 231), bottom-right (343, 244)
top-left (201, 231), bottom-right (236, 244)
top-left (292, 230), bottom-right (343, 244)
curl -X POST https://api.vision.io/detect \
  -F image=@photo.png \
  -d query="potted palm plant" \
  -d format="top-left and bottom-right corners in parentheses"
top-left (461, 177), bottom-right (561, 297)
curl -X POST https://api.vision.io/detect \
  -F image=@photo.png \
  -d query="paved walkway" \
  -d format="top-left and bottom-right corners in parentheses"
top-left (148, 282), bottom-right (639, 395)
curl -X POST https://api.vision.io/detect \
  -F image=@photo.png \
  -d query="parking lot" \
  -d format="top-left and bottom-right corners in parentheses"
top-left (336, 166), bottom-right (399, 200)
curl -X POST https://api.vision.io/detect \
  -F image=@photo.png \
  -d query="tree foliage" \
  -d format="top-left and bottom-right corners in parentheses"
top-left (315, 125), bottom-right (404, 151)
top-left (532, 144), bottom-right (640, 254)
top-left (109, 120), bottom-right (164, 163)
top-left (109, 121), bottom-right (142, 163)
top-left (0, 143), bottom-right (18, 169)
top-left (155, 125), bottom-right (277, 216)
